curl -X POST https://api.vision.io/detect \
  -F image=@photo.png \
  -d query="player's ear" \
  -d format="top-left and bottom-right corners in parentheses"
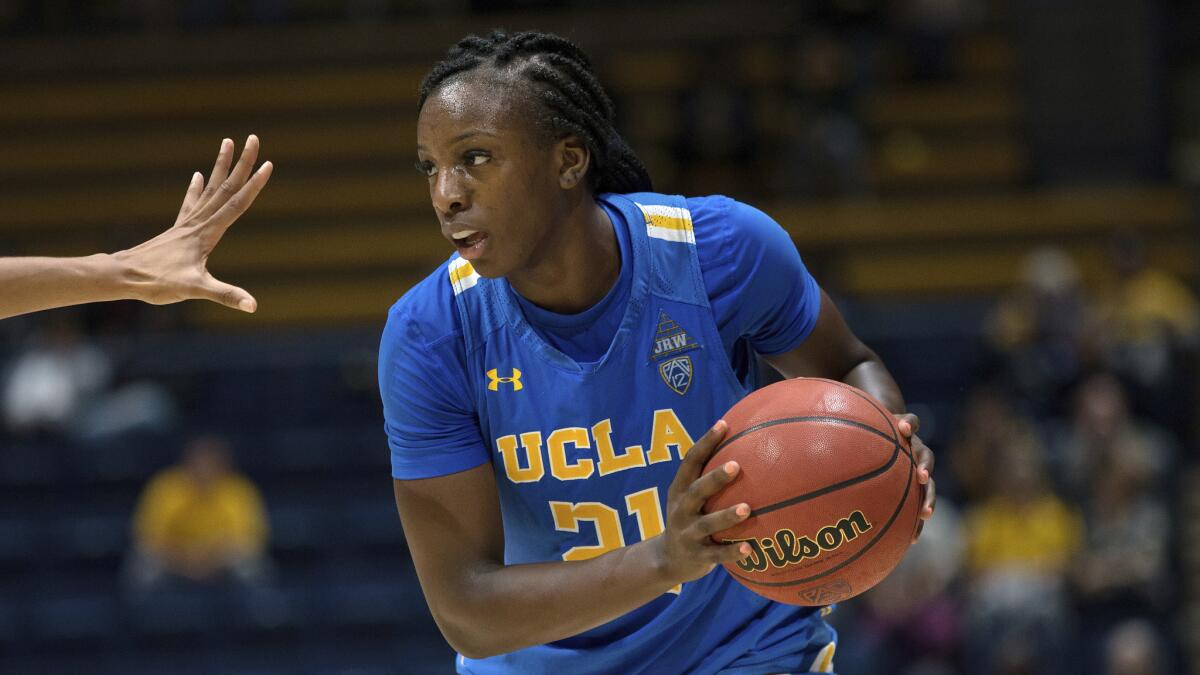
top-left (557, 136), bottom-right (590, 190)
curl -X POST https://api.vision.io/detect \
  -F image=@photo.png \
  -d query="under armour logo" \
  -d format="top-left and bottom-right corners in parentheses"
top-left (487, 368), bottom-right (523, 392)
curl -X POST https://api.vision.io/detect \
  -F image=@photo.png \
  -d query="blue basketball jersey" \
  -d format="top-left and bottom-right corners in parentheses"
top-left (383, 192), bottom-right (836, 674)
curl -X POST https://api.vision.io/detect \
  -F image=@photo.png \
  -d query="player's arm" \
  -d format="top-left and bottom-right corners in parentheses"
top-left (700, 198), bottom-right (933, 530)
top-left (762, 288), bottom-right (936, 529)
top-left (392, 421), bottom-right (750, 660)
top-left (0, 136), bottom-right (271, 320)
top-left (763, 287), bottom-right (901, 410)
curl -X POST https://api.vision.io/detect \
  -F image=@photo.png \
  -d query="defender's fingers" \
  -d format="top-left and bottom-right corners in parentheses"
top-left (693, 503), bottom-right (751, 537)
top-left (683, 460), bottom-right (740, 512)
top-left (206, 161), bottom-right (273, 240)
top-left (196, 134), bottom-right (261, 220)
top-left (227, 135), bottom-right (260, 188)
top-left (176, 172), bottom-right (205, 225)
top-left (196, 274), bottom-right (257, 313)
top-left (198, 138), bottom-right (235, 205)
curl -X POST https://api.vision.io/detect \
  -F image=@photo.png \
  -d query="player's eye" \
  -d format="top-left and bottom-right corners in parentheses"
top-left (414, 160), bottom-right (437, 177)
top-left (464, 151), bottom-right (491, 167)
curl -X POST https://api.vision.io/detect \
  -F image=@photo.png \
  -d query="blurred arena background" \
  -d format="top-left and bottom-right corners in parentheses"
top-left (0, 0), bottom-right (1197, 673)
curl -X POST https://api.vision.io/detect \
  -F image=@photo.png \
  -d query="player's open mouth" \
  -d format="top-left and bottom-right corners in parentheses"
top-left (451, 229), bottom-right (489, 259)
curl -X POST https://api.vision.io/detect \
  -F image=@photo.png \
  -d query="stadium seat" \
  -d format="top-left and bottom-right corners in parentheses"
top-left (46, 512), bottom-right (132, 573)
top-left (28, 592), bottom-right (122, 645)
top-left (126, 585), bottom-right (226, 646)
top-left (0, 517), bottom-right (40, 575)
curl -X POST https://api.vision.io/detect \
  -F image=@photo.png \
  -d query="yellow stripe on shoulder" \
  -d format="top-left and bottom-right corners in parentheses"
top-left (448, 257), bottom-right (480, 296)
top-left (635, 202), bottom-right (695, 244)
top-left (811, 641), bottom-right (836, 673)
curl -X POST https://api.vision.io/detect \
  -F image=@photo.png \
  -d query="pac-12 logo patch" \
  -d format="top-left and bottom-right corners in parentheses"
top-left (659, 356), bottom-right (693, 395)
top-left (650, 311), bottom-right (699, 396)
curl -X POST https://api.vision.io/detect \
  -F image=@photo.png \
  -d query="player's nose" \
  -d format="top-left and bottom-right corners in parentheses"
top-left (431, 167), bottom-right (470, 216)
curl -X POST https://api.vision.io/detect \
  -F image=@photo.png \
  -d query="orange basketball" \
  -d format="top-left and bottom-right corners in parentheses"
top-left (702, 377), bottom-right (922, 606)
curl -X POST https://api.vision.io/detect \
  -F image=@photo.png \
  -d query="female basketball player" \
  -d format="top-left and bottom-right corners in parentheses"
top-left (380, 31), bottom-right (936, 674)
top-left (0, 136), bottom-right (270, 320)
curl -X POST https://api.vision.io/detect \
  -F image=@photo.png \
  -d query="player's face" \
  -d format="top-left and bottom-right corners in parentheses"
top-left (416, 74), bottom-right (567, 278)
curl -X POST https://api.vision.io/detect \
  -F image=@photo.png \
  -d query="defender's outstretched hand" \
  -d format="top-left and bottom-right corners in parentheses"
top-left (116, 135), bottom-right (272, 312)
top-left (0, 135), bottom-right (271, 320)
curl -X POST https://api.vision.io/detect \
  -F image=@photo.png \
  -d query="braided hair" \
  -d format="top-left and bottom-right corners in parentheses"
top-left (418, 30), bottom-right (653, 195)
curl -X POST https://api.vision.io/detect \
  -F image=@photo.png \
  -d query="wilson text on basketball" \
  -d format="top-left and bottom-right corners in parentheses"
top-left (730, 510), bottom-right (873, 572)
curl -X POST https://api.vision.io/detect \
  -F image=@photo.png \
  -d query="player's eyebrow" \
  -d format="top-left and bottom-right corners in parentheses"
top-left (417, 130), bottom-right (499, 151)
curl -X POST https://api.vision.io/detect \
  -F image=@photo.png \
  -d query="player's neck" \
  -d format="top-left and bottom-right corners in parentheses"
top-left (507, 198), bottom-right (619, 315)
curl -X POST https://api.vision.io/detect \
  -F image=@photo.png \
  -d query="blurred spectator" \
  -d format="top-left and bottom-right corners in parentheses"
top-left (892, 0), bottom-right (986, 80)
top-left (672, 45), bottom-right (758, 196)
top-left (1102, 619), bottom-right (1167, 675)
top-left (982, 247), bottom-right (1090, 416)
top-left (1102, 231), bottom-right (1199, 346)
top-left (1071, 421), bottom-right (1174, 672)
top-left (777, 29), bottom-right (870, 198)
top-left (1, 313), bottom-right (177, 442)
top-left (1096, 230), bottom-right (1199, 431)
top-left (835, 500), bottom-right (965, 675)
top-left (1051, 373), bottom-right (1175, 504)
top-left (962, 436), bottom-right (1082, 674)
top-left (2, 314), bottom-right (111, 435)
top-left (125, 436), bottom-right (270, 591)
top-left (946, 384), bottom-right (1040, 503)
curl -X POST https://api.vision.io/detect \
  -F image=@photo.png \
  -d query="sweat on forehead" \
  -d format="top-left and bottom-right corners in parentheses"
top-left (422, 69), bottom-right (546, 135)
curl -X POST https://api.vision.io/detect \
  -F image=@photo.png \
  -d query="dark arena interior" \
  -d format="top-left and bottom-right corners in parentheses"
top-left (0, 1), bottom-right (1197, 673)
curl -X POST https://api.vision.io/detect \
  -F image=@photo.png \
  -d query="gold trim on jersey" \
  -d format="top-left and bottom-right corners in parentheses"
top-left (635, 202), bottom-right (695, 244)
top-left (448, 257), bottom-right (480, 295)
top-left (810, 641), bottom-right (836, 672)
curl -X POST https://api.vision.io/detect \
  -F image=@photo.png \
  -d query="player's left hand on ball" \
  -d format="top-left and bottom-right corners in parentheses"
top-left (116, 135), bottom-right (272, 313)
top-left (897, 413), bottom-right (935, 542)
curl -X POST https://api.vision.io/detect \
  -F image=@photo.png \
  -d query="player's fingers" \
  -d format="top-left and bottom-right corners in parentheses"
top-left (196, 274), bottom-right (257, 313)
top-left (920, 478), bottom-right (936, 520)
top-left (680, 420), bottom-right (728, 472)
top-left (670, 420), bottom-right (727, 496)
top-left (683, 460), bottom-right (739, 512)
top-left (914, 441), bottom-right (935, 483)
top-left (175, 172), bottom-right (205, 226)
top-left (708, 540), bottom-right (752, 565)
top-left (692, 503), bottom-right (750, 537)
top-left (206, 161), bottom-right (273, 240)
top-left (897, 413), bottom-right (920, 437)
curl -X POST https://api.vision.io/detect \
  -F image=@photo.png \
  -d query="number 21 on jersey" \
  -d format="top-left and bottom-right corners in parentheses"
top-left (550, 487), bottom-right (681, 593)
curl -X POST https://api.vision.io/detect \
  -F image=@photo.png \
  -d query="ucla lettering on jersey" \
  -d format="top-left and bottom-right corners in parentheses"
top-left (424, 192), bottom-right (835, 675)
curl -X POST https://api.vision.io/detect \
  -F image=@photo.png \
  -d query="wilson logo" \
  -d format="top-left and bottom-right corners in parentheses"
top-left (731, 510), bottom-right (873, 573)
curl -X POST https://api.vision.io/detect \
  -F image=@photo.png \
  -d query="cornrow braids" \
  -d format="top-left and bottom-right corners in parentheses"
top-left (418, 30), bottom-right (653, 195)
